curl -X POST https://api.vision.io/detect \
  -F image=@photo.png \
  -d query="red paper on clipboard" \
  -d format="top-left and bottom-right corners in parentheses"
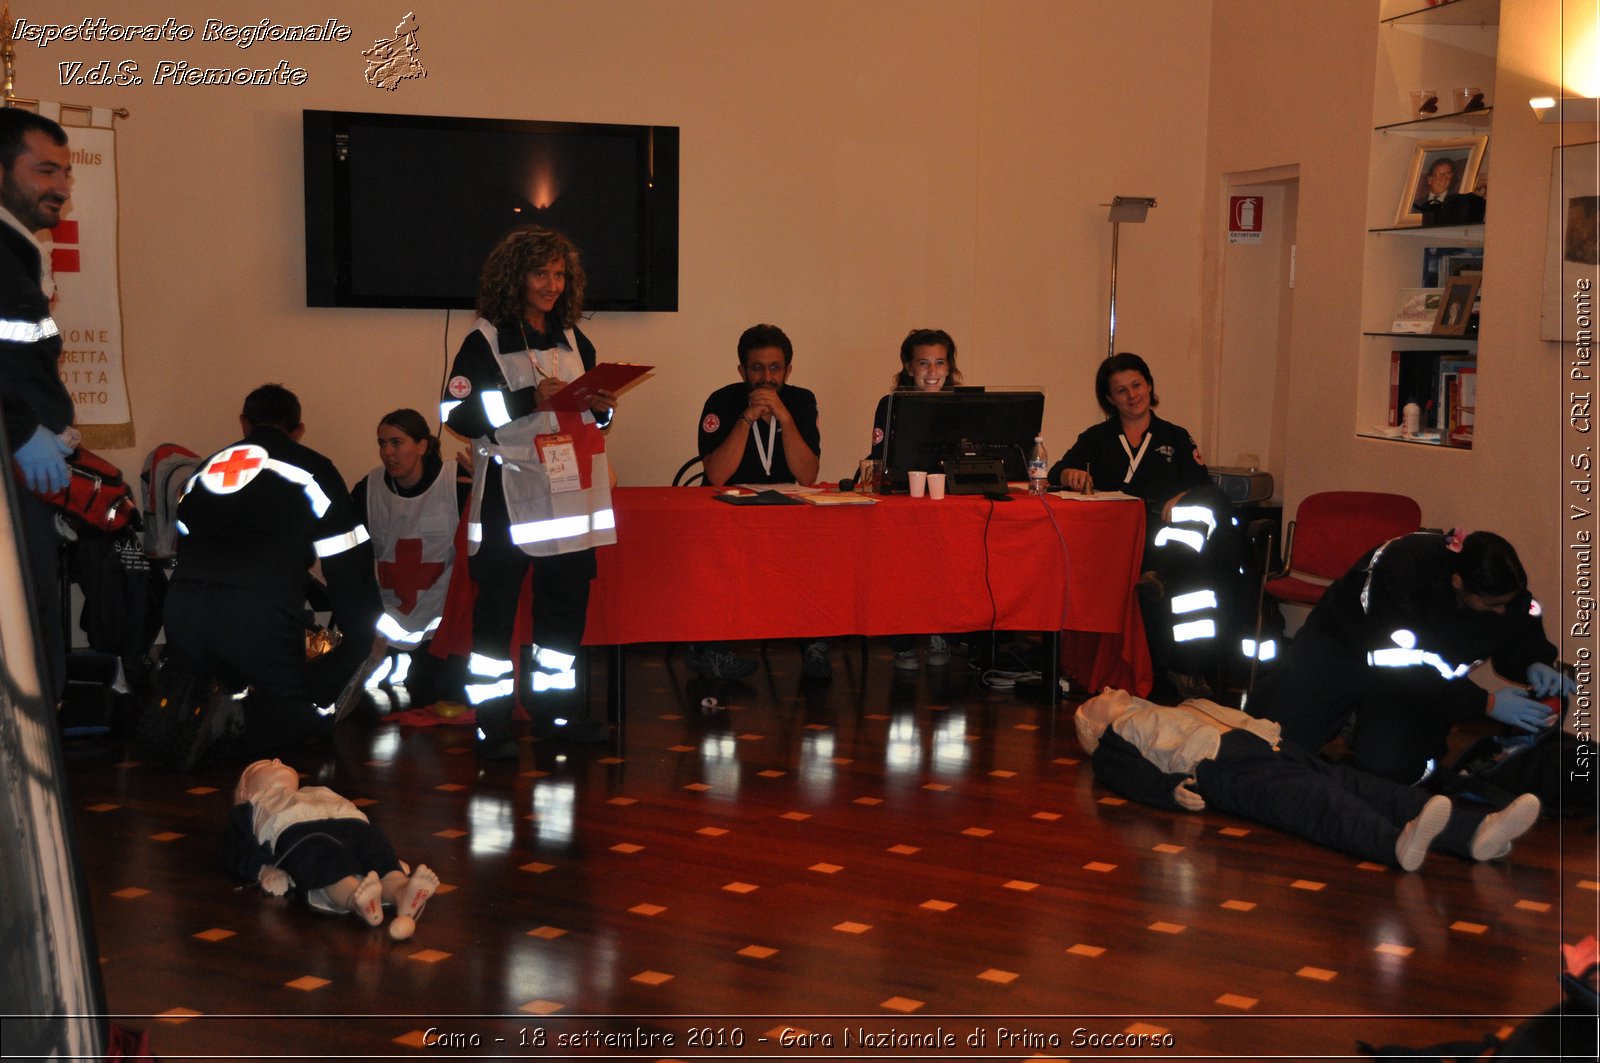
top-left (534, 362), bottom-right (654, 412)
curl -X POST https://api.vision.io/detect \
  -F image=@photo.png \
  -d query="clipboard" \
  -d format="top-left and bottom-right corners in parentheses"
top-left (534, 362), bottom-right (653, 412)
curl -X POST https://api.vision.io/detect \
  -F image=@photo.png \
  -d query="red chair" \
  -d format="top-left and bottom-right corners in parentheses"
top-left (1265, 491), bottom-right (1423, 608)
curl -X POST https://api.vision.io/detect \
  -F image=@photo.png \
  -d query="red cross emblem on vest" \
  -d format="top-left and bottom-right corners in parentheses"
top-left (200, 445), bottom-right (267, 494)
top-left (377, 537), bottom-right (446, 612)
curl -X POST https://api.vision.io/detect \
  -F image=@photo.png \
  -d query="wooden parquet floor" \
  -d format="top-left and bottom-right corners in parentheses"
top-left (62, 642), bottom-right (1598, 1060)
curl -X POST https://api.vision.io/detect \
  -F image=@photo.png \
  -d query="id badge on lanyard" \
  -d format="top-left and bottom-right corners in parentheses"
top-left (535, 433), bottom-right (582, 493)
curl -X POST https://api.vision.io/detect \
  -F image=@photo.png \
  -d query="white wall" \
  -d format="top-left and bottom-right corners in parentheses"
top-left (26, 0), bottom-right (1212, 491)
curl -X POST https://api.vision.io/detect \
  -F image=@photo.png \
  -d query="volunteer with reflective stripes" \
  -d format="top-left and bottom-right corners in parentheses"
top-left (1049, 353), bottom-right (1236, 694)
top-left (441, 226), bottom-right (617, 755)
top-left (0, 108), bottom-right (76, 700)
top-left (1252, 530), bottom-right (1568, 784)
top-left (164, 384), bottom-right (381, 756)
top-left (350, 408), bottom-right (468, 705)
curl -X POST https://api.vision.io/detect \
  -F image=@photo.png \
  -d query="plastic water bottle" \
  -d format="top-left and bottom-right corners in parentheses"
top-left (1028, 436), bottom-right (1049, 495)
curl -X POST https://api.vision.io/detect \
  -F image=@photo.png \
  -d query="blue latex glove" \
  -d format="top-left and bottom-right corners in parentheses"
top-left (1526, 662), bottom-right (1575, 699)
top-left (14, 425), bottom-right (71, 494)
top-left (1488, 687), bottom-right (1556, 732)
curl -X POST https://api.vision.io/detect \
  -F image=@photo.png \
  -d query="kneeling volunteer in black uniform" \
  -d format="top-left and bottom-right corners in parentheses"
top-left (162, 384), bottom-right (381, 758)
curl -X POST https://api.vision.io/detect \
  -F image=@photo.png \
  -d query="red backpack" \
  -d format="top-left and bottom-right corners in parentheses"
top-left (35, 448), bottom-right (139, 533)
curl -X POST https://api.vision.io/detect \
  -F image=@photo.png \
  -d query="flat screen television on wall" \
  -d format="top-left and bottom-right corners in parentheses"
top-left (303, 109), bottom-right (678, 311)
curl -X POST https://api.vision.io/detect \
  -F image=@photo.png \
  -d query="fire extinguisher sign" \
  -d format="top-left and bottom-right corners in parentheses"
top-left (1229, 196), bottom-right (1264, 244)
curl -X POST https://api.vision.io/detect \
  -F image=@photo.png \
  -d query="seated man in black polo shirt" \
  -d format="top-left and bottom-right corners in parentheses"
top-left (691, 323), bottom-right (829, 679)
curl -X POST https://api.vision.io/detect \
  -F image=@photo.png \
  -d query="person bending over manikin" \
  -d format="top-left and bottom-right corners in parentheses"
top-left (223, 758), bottom-right (439, 939)
top-left (1075, 689), bottom-right (1541, 872)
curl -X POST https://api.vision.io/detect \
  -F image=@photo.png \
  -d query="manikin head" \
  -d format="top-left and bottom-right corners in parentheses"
top-left (1073, 689), bottom-right (1138, 754)
top-left (234, 758), bottom-right (301, 805)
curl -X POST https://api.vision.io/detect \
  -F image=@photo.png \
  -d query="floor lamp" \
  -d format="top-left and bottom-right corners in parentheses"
top-left (1105, 195), bottom-right (1157, 360)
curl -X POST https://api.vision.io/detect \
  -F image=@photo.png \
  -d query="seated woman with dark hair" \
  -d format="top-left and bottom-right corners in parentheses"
top-left (1049, 353), bottom-right (1238, 694)
top-left (350, 408), bottom-right (468, 707)
top-left (873, 329), bottom-right (963, 670)
top-left (1251, 529), bottom-right (1571, 784)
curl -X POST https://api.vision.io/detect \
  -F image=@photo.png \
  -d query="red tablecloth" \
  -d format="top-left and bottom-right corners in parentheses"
top-left (584, 487), bottom-right (1151, 694)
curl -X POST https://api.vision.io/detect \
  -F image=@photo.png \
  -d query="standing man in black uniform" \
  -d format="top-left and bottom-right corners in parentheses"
top-left (161, 384), bottom-right (380, 759)
top-left (690, 324), bottom-right (830, 679)
top-left (0, 108), bottom-right (76, 701)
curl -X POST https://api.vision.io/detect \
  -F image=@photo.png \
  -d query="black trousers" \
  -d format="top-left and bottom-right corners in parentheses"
top-left (1251, 630), bottom-right (1456, 783)
top-left (467, 473), bottom-right (595, 711)
top-left (164, 581), bottom-right (354, 756)
top-left (272, 819), bottom-right (401, 892)
top-left (19, 489), bottom-right (65, 700)
top-left (1195, 730), bottom-right (1484, 863)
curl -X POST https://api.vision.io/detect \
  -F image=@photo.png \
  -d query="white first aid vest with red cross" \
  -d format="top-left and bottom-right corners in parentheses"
top-left (365, 466), bottom-right (458, 646)
top-left (465, 318), bottom-right (616, 557)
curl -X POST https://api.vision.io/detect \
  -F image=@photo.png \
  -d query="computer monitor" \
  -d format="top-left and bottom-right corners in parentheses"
top-left (877, 388), bottom-right (1045, 493)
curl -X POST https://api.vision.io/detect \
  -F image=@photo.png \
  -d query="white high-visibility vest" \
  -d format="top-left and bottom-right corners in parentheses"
top-left (365, 465), bottom-right (458, 646)
top-left (464, 319), bottom-right (616, 558)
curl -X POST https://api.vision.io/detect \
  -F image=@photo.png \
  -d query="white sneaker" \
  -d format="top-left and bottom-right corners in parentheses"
top-left (1470, 793), bottom-right (1542, 861)
top-left (926, 635), bottom-right (951, 667)
top-left (893, 649), bottom-right (920, 670)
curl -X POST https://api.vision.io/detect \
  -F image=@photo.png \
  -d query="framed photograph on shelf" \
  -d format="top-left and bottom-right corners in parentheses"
top-left (1422, 245), bottom-right (1472, 286)
top-left (1432, 275), bottom-right (1480, 336)
top-left (1395, 136), bottom-right (1487, 228)
top-left (1393, 287), bottom-right (1443, 333)
top-left (1541, 139), bottom-right (1600, 341)
top-left (1439, 251), bottom-right (1484, 280)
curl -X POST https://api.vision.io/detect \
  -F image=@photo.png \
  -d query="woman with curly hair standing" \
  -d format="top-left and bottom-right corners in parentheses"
top-left (440, 226), bottom-right (618, 755)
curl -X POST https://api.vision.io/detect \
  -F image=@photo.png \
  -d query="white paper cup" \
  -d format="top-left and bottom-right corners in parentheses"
top-left (927, 473), bottom-right (946, 499)
top-left (907, 470), bottom-right (928, 498)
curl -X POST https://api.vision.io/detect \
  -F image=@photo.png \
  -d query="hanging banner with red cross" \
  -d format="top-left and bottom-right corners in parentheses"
top-left (35, 103), bottom-right (132, 448)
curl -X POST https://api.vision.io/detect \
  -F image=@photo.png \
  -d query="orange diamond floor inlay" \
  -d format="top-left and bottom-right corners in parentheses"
top-left (518, 1000), bottom-right (564, 1015)
top-left (922, 783), bottom-right (951, 791)
top-left (610, 842), bottom-right (643, 854)
top-left (1221, 899), bottom-right (1257, 911)
top-left (519, 861), bottom-right (554, 874)
top-left (1451, 921), bottom-right (1489, 934)
top-left (1152, 843), bottom-right (1184, 854)
top-left (887, 844), bottom-right (920, 855)
top-left (1054, 756), bottom-right (1080, 766)
top-left (393, 1030), bottom-right (428, 1048)
top-left (1356, 861), bottom-right (1388, 872)
top-left (988, 769), bottom-right (1017, 778)
top-left (961, 827), bottom-right (993, 837)
top-left (1084, 861), bottom-right (1117, 873)
top-left (1032, 811), bottom-right (1062, 821)
top-left (737, 945), bottom-right (778, 959)
top-left (1003, 880), bottom-right (1038, 891)
top-left (193, 928), bottom-right (236, 942)
top-left (286, 975), bottom-right (330, 991)
top-left (1148, 921), bottom-right (1186, 934)
top-left (527, 926), bottom-right (566, 939)
top-left (780, 811), bottom-right (810, 820)
top-left (809, 862), bottom-right (843, 874)
top-left (110, 887), bottom-right (150, 899)
top-left (185, 786), bottom-right (218, 795)
top-left (156, 1008), bottom-right (202, 1023)
top-left (630, 903), bottom-right (667, 916)
top-left (696, 826), bottom-right (729, 836)
top-left (1375, 942), bottom-right (1414, 957)
top-left (597, 756), bottom-right (624, 764)
top-left (1216, 992), bottom-right (1257, 1009)
top-left (852, 797), bottom-right (882, 806)
top-left (1219, 826), bottom-right (1250, 837)
top-left (683, 782), bottom-right (712, 791)
top-left (1097, 796), bottom-right (1126, 806)
top-left (1291, 879), bottom-right (1326, 891)
top-left (978, 968), bottom-right (1018, 984)
top-left (833, 921), bottom-right (872, 934)
top-left (149, 831), bottom-right (185, 842)
top-left (606, 796), bottom-right (638, 805)
top-left (920, 899), bottom-right (956, 912)
top-left (1515, 900), bottom-right (1552, 912)
top-left (723, 881), bottom-right (759, 894)
top-left (757, 769), bottom-right (785, 778)
top-left (1297, 966), bottom-right (1338, 981)
top-left (86, 803), bottom-right (119, 813)
top-left (1579, 879), bottom-right (1599, 891)
top-left (880, 996), bottom-right (924, 1012)
top-left (352, 797), bottom-right (378, 807)
top-left (433, 783), bottom-right (465, 792)
top-left (668, 744), bottom-right (695, 753)
top-left (1066, 943), bottom-right (1106, 957)
top-left (434, 829), bottom-right (467, 839)
top-left (631, 970), bottom-right (673, 985)
top-left (408, 949), bottom-right (451, 964)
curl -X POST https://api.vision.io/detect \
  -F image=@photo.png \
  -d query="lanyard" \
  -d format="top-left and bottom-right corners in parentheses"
top-left (751, 416), bottom-right (778, 478)
top-left (1118, 432), bottom-right (1151, 484)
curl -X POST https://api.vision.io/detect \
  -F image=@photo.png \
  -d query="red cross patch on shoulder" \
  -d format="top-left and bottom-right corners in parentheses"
top-left (200, 444), bottom-right (268, 494)
top-left (447, 375), bottom-right (473, 399)
top-left (701, 412), bottom-right (721, 434)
